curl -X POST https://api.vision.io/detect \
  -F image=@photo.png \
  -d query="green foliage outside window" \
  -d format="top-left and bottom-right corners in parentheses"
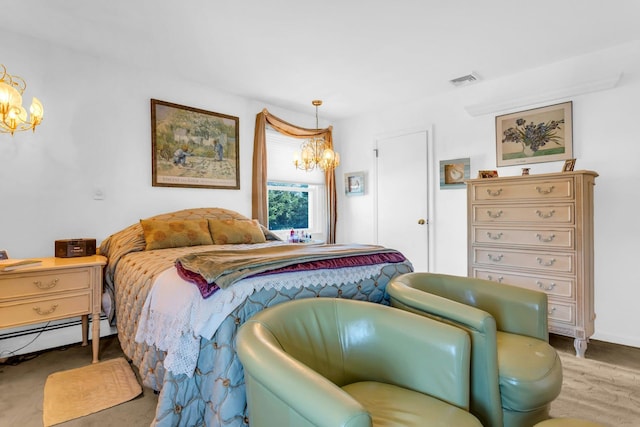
top-left (268, 182), bottom-right (309, 230)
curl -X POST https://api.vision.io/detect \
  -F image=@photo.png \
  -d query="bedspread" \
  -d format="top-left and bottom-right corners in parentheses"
top-left (99, 208), bottom-right (414, 426)
top-left (148, 261), bottom-right (412, 426)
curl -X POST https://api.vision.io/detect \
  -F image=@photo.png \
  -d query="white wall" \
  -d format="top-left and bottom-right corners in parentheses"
top-left (335, 41), bottom-right (640, 348)
top-left (0, 29), bottom-right (318, 259)
top-left (2, 29), bottom-right (639, 350)
top-left (0, 30), bottom-right (326, 356)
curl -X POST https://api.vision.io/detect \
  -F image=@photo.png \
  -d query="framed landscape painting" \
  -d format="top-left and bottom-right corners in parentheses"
top-left (496, 101), bottom-right (573, 167)
top-left (151, 99), bottom-right (240, 189)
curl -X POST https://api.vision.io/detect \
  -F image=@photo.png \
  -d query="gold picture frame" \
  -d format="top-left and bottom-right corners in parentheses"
top-left (151, 99), bottom-right (240, 189)
top-left (478, 170), bottom-right (499, 179)
top-left (562, 158), bottom-right (576, 172)
top-left (496, 101), bottom-right (573, 167)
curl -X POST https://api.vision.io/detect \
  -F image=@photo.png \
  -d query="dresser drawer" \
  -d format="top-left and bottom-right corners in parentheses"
top-left (0, 268), bottom-right (91, 300)
top-left (472, 268), bottom-right (574, 298)
top-left (472, 203), bottom-right (574, 225)
top-left (471, 177), bottom-right (574, 202)
top-left (548, 301), bottom-right (575, 324)
top-left (473, 248), bottom-right (574, 273)
top-left (0, 292), bottom-right (91, 328)
top-left (473, 227), bottom-right (574, 249)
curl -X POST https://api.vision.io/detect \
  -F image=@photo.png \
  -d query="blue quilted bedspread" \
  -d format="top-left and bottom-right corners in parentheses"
top-left (126, 260), bottom-right (412, 426)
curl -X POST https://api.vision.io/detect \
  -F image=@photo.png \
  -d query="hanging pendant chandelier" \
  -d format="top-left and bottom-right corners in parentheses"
top-left (293, 100), bottom-right (340, 172)
top-left (0, 64), bottom-right (44, 136)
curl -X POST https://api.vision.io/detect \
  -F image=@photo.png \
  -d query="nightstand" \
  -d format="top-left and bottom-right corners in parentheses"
top-left (0, 255), bottom-right (107, 363)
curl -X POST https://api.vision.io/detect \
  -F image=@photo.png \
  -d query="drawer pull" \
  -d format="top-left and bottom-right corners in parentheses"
top-left (548, 307), bottom-right (556, 315)
top-left (535, 209), bottom-right (555, 219)
top-left (536, 257), bottom-right (556, 267)
top-left (487, 254), bottom-right (504, 262)
top-left (33, 304), bottom-right (59, 316)
top-left (486, 188), bottom-right (503, 197)
top-left (536, 185), bottom-right (555, 194)
top-left (537, 281), bottom-right (557, 291)
top-left (487, 275), bottom-right (504, 283)
top-left (486, 232), bottom-right (503, 240)
top-left (536, 233), bottom-right (556, 243)
top-left (486, 210), bottom-right (503, 219)
top-left (33, 278), bottom-right (59, 289)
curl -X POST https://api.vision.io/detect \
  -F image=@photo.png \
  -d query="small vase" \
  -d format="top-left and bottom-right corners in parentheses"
top-left (522, 143), bottom-right (535, 157)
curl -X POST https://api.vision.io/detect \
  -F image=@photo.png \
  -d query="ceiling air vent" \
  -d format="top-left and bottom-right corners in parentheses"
top-left (449, 72), bottom-right (480, 87)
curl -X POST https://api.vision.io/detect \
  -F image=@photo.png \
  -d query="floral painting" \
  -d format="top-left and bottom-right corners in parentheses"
top-left (496, 101), bottom-right (572, 167)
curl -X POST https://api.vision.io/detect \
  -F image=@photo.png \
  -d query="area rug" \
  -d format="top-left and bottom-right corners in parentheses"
top-left (43, 357), bottom-right (142, 427)
top-left (550, 352), bottom-right (640, 426)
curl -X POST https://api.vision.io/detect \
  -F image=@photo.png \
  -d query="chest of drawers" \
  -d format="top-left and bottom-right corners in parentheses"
top-left (0, 255), bottom-right (107, 362)
top-left (467, 170), bottom-right (598, 357)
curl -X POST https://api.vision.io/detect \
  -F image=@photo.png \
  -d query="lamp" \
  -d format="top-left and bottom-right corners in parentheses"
top-left (0, 64), bottom-right (44, 136)
top-left (293, 100), bottom-right (339, 172)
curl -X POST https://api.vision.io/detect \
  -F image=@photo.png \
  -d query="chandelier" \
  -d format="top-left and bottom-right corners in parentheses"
top-left (293, 100), bottom-right (340, 172)
top-left (0, 64), bottom-right (44, 136)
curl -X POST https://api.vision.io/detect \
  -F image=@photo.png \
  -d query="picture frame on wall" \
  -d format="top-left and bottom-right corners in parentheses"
top-left (496, 101), bottom-right (573, 167)
top-left (151, 99), bottom-right (240, 189)
top-left (344, 171), bottom-right (365, 196)
top-left (439, 157), bottom-right (470, 189)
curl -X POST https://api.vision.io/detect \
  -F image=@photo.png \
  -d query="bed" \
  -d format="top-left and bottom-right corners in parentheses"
top-left (99, 207), bottom-right (414, 426)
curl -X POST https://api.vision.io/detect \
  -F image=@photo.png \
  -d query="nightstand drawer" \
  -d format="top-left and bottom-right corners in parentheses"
top-left (0, 268), bottom-right (91, 300)
top-left (0, 292), bottom-right (91, 328)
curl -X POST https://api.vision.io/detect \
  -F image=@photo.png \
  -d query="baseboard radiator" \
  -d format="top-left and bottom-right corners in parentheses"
top-left (0, 316), bottom-right (117, 359)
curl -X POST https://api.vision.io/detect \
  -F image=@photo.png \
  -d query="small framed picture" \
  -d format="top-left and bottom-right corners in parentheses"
top-left (345, 171), bottom-right (365, 196)
top-left (562, 158), bottom-right (576, 172)
top-left (440, 157), bottom-right (470, 189)
top-left (478, 170), bottom-right (499, 179)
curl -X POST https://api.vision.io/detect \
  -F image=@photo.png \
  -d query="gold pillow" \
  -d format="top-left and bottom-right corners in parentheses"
top-left (140, 219), bottom-right (213, 250)
top-left (208, 219), bottom-right (267, 244)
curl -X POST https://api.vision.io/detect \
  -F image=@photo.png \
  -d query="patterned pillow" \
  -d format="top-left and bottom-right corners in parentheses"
top-left (208, 219), bottom-right (267, 244)
top-left (140, 219), bottom-right (213, 250)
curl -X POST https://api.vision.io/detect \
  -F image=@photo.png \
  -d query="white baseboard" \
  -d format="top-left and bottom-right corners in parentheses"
top-left (0, 316), bottom-right (117, 359)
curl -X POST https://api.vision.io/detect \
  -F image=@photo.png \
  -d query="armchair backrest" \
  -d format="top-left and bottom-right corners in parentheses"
top-left (387, 272), bottom-right (551, 427)
top-left (390, 272), bottom-right (548, 340)
top-left (237, 298), bottom-right (472, 427)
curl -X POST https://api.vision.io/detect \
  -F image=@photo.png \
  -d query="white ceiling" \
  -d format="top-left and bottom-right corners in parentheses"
top-left (3, 0), bottom-right (640, 120)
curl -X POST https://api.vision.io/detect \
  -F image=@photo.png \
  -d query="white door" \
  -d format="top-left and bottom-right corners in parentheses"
top-left (375, 130), bottom-right (430, 272)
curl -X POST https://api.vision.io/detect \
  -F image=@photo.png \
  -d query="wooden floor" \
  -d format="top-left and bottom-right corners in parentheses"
top-left (549, 333), bottom-right (640, 370)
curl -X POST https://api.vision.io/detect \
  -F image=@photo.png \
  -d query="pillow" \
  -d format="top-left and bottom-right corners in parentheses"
top-left (140, 219), bottom-right (213, 250)
top-left (208, 219), bottom-right (267, 244)
top-left (259, 223), bottom-right (283, 241)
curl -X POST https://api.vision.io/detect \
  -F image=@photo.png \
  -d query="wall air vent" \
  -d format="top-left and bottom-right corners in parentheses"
top-left (449, 72), bottom-right (481, 87)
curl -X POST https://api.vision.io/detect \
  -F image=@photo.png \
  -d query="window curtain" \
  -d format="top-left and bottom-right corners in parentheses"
top-left (252, 108), bottom-right (337, 243)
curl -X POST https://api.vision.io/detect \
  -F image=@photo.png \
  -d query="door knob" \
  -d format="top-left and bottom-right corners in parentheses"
top-left (418, 219), bottom-right (426, 225)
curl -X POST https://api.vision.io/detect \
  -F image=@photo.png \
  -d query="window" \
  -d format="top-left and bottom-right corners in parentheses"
top-left (266, 129), bottom-right (326, 239)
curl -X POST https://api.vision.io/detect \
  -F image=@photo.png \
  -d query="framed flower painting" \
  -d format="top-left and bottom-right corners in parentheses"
top-left (496, 101), bottom-right (573, 167)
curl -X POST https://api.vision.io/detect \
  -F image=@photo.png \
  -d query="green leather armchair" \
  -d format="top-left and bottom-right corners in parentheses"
top-left (236, 298), bottom-right (482, 427)
top-left (387, 272), bottom-right (563, 427)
